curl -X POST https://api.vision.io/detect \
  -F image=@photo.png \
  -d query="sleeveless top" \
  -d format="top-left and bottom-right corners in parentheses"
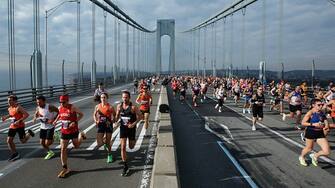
top-left (97, 103), bottom-right (113, 124)
top-left (8, 105), bottom-right (25, 129)
top-left (290, 91), bottom-right (302, 106)
top-left (120, 102), bottom-right (137, 128)
top-left (38, 104), bottom-right (56, 129)
top-left (58, 104), bottom-right (78, 134)
top-left (137, 94), bottom-right (152, 111)
top-left (308, 112), bottom-right (326, 131)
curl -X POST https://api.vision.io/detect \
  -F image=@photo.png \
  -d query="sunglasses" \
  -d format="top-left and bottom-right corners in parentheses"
top-left (59, 101), bottom-right (66, 104)
top-left (316, 103), bottom-right (323, 106)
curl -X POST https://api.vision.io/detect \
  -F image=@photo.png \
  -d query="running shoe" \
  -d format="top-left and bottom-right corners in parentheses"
top-left (309, 153), bottom-right (318, 167)
top-left (28, 129), bottom-right (35, 137)
top-left (282, 113), bottom-right (286, 121)
top-left (242, 109), bottom-right (246, 114)
top-left (219, 108), bottom-right (222, 113)
top-left (300, 132), bottom-right (306, 142)
top-left (8, 152), bottom-right (20, 162)
top-left (121, 165), bottom-right (129, 177)
top-left (295, 126), bottom-right (302, 130)
top-left (107, 154), bottom-right (113, 163)
top-left (299, 156), bottom-right (307, 167)
top-left (57, 168), bottom-right (70, 178)
top-left (215, 104), bottom-right (219, 109)
top-left (201, 99), bottom-right (203, 103)
top-left (44, 150), bottom-right (55, 160)
top-left (252, 125), bottom-right (256, 131)
top-left (247, 109), bottom-right (251, 114)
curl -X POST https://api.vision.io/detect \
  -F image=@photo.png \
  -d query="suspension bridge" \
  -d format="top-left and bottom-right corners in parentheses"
top-left (0, 0), bottom-right (335, 187)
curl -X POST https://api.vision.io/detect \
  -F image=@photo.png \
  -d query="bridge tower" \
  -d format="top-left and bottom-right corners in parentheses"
top-left (156, 19), bottom-right (175, 75)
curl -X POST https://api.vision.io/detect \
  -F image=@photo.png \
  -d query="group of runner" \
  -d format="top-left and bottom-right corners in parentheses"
top-left (1, 78), bottom-right (155, 178)
top-left (168, 75), bottom-right (335, 167)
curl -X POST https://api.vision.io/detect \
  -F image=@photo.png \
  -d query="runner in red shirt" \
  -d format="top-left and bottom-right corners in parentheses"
top-left (53, 95), bottom-right (86, 178)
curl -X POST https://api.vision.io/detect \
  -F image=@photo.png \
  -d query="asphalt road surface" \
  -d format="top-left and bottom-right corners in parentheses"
top-left (168, 87), bottom-right (335, 188)
top-left (0, 83), bottom-right (162, 188)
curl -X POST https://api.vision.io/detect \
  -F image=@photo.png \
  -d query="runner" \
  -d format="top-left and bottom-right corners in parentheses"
top-left (94, 83), bottom-right (106, 103)
top-left (192, 80), bottom-right (201, 107)
top-left (200, 80), bottom-right (208, 103)
top-left (179, 78), bottom-right (187, 103)
top-left (282, 86), bottom-right (303, 129)
top-left (242, 83), bottom-right (253, 114)
top-left (232, 82), bottom-right (241, 105)
top-left (299, 99), bottom-right (330, 167)
top-left (251, 87), bottom-right (265, 131)
top-left (136, 86), bottom-right (152, 130)
top-left (93, 93), bottom-right (115, 163)
top-left (171, 78), bottom-right (179, 99)
top-left (1, 95), bottom-right (35, 161)
top-left (115, 90), bottom-right (142, 176)
top-left (215, 85), bottom-right (226, 112)
top-left (133, 78), bottom-right (139, 94)
top-left (33, 95), bottom-right (59, 160)
top-left (53, 94), bottom-right (86, 178)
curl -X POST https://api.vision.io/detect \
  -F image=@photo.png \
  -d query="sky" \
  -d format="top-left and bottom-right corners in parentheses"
top-left (0, 0), bottom-right (334, 88)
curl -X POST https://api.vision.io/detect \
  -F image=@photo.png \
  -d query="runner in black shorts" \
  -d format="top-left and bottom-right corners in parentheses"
top-left (299, 99), bottom-right (330, 167)
top-left (2, 95), bottom-right (34, 161)
top-left (33, 95), bottom-right (59, 160)
top-left (93, 93), bottom-right (116, 163)
top-left (115, 90), bottom-right (142, 176)
top-left (251, 87), bottom-right (265, 131)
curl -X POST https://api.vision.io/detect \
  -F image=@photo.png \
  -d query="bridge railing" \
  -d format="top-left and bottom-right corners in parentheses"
top-left (0, 79), bottom-right (119, 111)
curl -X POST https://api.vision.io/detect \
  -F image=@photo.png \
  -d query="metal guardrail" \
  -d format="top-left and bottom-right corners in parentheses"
top-left (0, 79), bottom-right (119, 111)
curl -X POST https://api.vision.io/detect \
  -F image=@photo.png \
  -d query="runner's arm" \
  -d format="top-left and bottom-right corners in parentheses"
top-left (72, 106), bottom-right (83, 122)
top-left (17, 105), bottom-right (29, 123)
top-left (128, 106), bottom-right (142, 129)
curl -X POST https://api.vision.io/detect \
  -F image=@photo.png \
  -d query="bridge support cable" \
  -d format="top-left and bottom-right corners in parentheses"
top-left (241, 7), bottom-right (246, 76)
top-left (117, 20), bottom-right (121, 80)
top-left (214, 22), bottom-right (217, 77)
top-left (261, 0), bottom-right (266, 62)
top-left (203, 26), bottom-right (207, 77)
top-left (182, 0), bottom-right (258, 33)
top-left (197, 29), bottom-right (200, 77)
top-left (222, 18), bottom-right (227, 77)
top-left (33, 0), bottom-right (43, 89)
top-left (278, 0), bottom-right (284, 80)
top-left (113, 16), bottom-right (117, 84)
top-left (104, 10), bottom-right (107, 84)
top-left (137, 30), bottom-right (140, 77)
top-left (126, 23), bottom-right (129, 82)
top-left (91, 3), bottom-right (96, 85)
top-left (230, 12), bottom-right (234, 77)
top-left (8, 0), bottom-right (16, 90)
top-left (132, 27), bottom-right (135, 79)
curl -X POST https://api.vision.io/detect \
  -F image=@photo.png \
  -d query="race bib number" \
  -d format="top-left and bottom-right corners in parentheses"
top-left (61, 120), bottom-right (70, 129)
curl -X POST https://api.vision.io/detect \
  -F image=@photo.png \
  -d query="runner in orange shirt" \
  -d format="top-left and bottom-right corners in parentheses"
top-left (136, 86), bottom-right (152, 130)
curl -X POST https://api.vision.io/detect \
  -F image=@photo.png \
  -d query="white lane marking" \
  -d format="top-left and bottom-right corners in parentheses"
top-left (204, 120), bottom-right (235, 146)
top-left (207, 117), bottom-right (234, 140)
top-left (209, 97), bottom-right (335, 166)
top-left (127, 122), bottom-right (146, 152)
top-left (139, 86), bottom-right (162, 188)
top-left (217, 141), bottom-right (259, 188)
top-left (0, 84), bottom-right (131, 133)
top-left (86, 126), bottom-right (120, 151)
top-left (0, 173), bottom-right (3, 177)
top-left (111, 131), bottom-right (121, 151)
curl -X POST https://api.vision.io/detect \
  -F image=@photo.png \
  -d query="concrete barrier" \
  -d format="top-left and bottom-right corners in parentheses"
top-left (150, 87), bottom-right (180, 188)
